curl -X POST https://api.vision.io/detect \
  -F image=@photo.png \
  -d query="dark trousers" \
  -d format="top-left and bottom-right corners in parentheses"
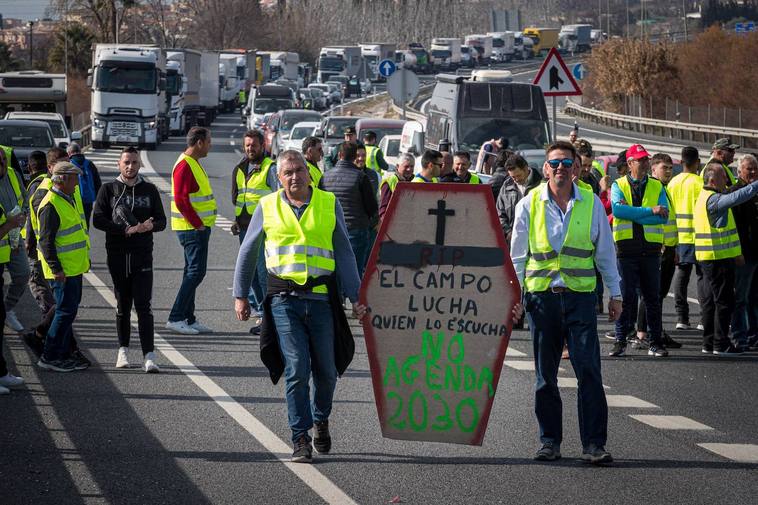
top-left (638, 246), bottom-right (676, 332)
top-left (169, 228), bottom-right (211, 324)
top-left (83, 202), bottom-right (94, 229)
top-left (0, 265), bottom-right (7, 376)
top-left (615, 255), bottom-right (662, 345)
top-left (525, 290), bottom-right (608, 449)
top-left (672, 261), bottom-right (704, 325)
top-left (700, 259), bottom-right (735, 351)
top-left (108, 250), bottom-right (155, 356)
top-left (347, 227), bottom-right (370, 279)
top-left (44, 274), bottom-right (83, 361)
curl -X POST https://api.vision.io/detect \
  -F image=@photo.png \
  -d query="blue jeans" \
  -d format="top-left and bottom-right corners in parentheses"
top-left (348, 227), bottom-right (370, 279)
top-left (270, 295), bottom-right (337, 443)
top-left (731, 258), bottom-right (758, 346)
top-left (525, 290), bottom-right (608, 449)
top-left (169, 228), bottom-right (210, 324)
top-left (239, 226), bottom-right (267, 312)
top-left (44, 274), bottom-right (83, 361)
top-left (615, 255), bottom-right (662, 345)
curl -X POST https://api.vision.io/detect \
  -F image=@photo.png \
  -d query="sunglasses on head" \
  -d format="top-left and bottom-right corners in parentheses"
top-left (547, 158), bottom-right (575, 169)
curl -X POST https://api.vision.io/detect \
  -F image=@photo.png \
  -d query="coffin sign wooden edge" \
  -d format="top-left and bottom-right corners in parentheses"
top-left (360, 182), bottom-right (520, 445)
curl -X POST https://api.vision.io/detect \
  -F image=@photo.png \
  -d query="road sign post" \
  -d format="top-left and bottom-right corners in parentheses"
top-left (387, 69), bottom-right (420, 121)
top-left (532, 47), bottom-right (582, 141)
top-left (361, 183), bottom-right (519, 445)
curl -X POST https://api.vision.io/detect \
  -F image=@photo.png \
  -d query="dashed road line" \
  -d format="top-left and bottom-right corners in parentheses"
top-left (697, 443), bottom-right (758, 463)
top-left (630, 415), bottom-right (714, 430)
top-left (605, 395), bottom-right (659, 409)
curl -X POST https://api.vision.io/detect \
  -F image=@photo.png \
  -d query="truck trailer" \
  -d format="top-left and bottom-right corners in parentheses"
top-left (360, 43), bottom-right (396, 81)
top-left (430, 38), bottom-right (462, 71)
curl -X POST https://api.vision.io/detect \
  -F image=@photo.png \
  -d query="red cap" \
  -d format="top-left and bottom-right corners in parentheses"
top-left (626, 144), bottom-right (650, 161)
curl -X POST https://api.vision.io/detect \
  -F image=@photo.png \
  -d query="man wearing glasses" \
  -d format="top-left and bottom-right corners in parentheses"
top-left (412, 149), bottom-right (442, 183)
top-left (609, 144), bottom-right (670, 357)
top-left (510, 140), bottom-right (622, 465)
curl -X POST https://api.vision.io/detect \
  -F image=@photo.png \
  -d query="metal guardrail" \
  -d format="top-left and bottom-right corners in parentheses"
top-left (564, 99), bottom-right (758, 149)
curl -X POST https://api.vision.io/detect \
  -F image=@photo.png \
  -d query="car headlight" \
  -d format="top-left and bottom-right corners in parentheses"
top-left (146, 118), bottom-right (157, 129)
top-left (93, 118), bottom-right (106, 129)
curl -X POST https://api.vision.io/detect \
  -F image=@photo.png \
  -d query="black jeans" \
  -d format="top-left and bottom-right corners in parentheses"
top-left (638, 246), bottom-right (676, 332)
top-left (700, 258), bottom-right (736, 351)
top-left (672, 261), bottom-right (704, 325)
top-left (107, 250), bottom-right (155, 355)
top-left (0, 265), bottom-right (7, 376)
top-left (615, 255), bottom-right (662, 345)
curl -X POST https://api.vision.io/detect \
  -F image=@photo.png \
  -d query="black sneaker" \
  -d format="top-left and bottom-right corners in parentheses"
top-left (648, 345), bottom-right (669, 357)
top-left (662, 332), bottom-right (682, 349)
top-left (534, 442), bottom-right (561, 461)
top-left (313, 420), bottom-right (332, 454)
top-left (581, 444), bottom-right (613, 465)
top-left (291, 435), bottom-right (313, 463)
top-left (608, 341), bottom-right (626, 357)
top-left (713, 345), bottom-right (745, 356)
top-left (37, 356), bottom-right (77, 373)
top-left (71, 350), bottom-right (91, 370)
top-left (22, 331), bottom-right (44, 357)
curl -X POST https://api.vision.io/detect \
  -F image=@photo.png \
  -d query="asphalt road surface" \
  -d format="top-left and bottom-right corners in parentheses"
top-left (2, 113), bottom-right (757, 505)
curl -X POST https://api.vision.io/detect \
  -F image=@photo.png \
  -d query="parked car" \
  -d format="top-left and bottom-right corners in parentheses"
top-left (299, 88), bottom-right (326, 110)
top-left (269, 109), bottom-right (322, 157)
top-left (317, 115), bottom-right (359, 152)
top-left (283, 121), bottom-right (320, 152)
top-left (308, 83), bottom-right (333, 106)
top-left (4, 111), bottom-right (81, 148)
top-left (0, 119), bottom-right (56, 179)
top-left (324, 82), bottom-right (343, 104)
top-left (355, 118), bottom-right (405, 144)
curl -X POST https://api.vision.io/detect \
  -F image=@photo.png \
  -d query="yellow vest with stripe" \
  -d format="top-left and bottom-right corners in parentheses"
top-left (612, 177), bottom-right (664, 244)
top-left (235, 158), bottom-right (274, 217)
top-left (260, 188), bottom-right (336, 295)
top-left (38, 190), bottom-right (90, 279)
top-left (592, 159), bottom-right (606, 178)
top-left (171, 154), bottom-right (217, 230)
top-left (667, 172), bottom-right (701, 245)
top-left (2, 163), bottom-right (23, 210)
top-left (466, 172), bottom-right (481, 184)
top-left (21, 173), bottom-right (47, 240)
top-left (307, 161), bottom-right (322, 187)
top-left (30, 177), bottom-right (87, 240)
top-left (700, 159), bottom-right (736, 186)
top-left (694, 189), bottom-right (741, 261)
top-left (412, 174), bottom-right (438, 183)
top-left (525, 184), bottom-right (596, 292)
top-left (381, 173), bottom-right (401, 193)
top-left (0, 206), bottom-right (11, 263)
top-left (1, 145), bottom-right (12, 170)
top-left (365, 145), bottom-right (382, 173)
top-left (662, 187), bottom-right (678, 247)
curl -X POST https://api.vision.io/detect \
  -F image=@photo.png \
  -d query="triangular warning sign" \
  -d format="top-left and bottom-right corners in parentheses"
top-left (532, 47), bottom-right (582, 97)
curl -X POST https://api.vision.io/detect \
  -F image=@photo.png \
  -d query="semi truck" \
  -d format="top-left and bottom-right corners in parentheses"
top-left (464, 35), bottom-right (493, 64)
top-left (167, 49), bottom-right (222, 133)
top-left (0, 71), bottom-right (67, 117)
top-left (221, 49), bottom-right (257, 97)
top-left (487, 31), bottom-right (516, 62)
top-left (317, 46), bottom-right (364, 83)
top-left (261, 51), bottom-right (300, 85)
top-left (559, 24), bottom-right (593, 53)
top-left (523, 27), bottom-right (560, 56)
top-left (360, 43), bottom-right (396, 81)
top-left (218, 54), bottom-right (239, 113)
top-left (88, 44), bottom-right (167, 150)
top-left (513, 31), bottom-right (534, 60)
top-left (430, 38), bottom-right (462, 71)
top-left (199, 51), bottom-right (220, 125)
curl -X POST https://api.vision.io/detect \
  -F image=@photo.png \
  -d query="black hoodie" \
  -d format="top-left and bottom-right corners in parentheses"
top-left (92, 175), bottom-right (166, 253)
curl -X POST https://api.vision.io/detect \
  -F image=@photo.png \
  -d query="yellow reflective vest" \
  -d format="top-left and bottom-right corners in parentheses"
top-left (0, 205), bottom-right (10, 263)
top-left (171, 154), bottom-right (217, 230)
top-left (700, 159), bottom-right (736, 186)
top-left (592, 159), bottom-right (606, 178)
top-left (30, 177), bottom-right (87, 238)
top-left (365, 145), bottom-right (381, 173)
top-left (612, 176), bottom-right (664, 244)
top-left (662, 187), bottom-right (678, 247)
top-left (38, 189), bottom-right (90, 279)
top-left (465, 172), bottom-right (481, 184)
top-left (411, 174), bottom-right (438, 183)
top-left (260, 188), bottom-right (336, 295)
top-left (306, 161), bottom-right (322, 187)
top-left (525, 184), bottom-right (597, 292)
top-left (667, 172), bottom-right (702, 245)
top-left (694, 189), bottom-right (741, 261)
top-left (235, 158), bottom-right (274, 217)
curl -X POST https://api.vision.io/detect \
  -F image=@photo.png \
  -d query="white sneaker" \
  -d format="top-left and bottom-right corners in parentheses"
top-left (165, 320), bottom-right (200, 335)
top-left (0, 385), bottom-right (9, 395)
top-left (144, 352), bottom-right (159, 373)
top-left (675, 322), bottom-right (691, 330)
top-left (697, 323), bottom-right (705, 331)
top-left (5, 310), bottom-right (24, 332)
top-left (189, 320), bottom-right (213, 333)
top-left (0, 373), bottom-right (24, 388)
top-left (116, 347), bottom-right (130, 368)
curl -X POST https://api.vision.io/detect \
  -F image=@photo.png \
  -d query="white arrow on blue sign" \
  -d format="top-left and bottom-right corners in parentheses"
top-left (378, 59), bottom-right (397, 78)
top-left (572, 63), bottom-right (585, 80)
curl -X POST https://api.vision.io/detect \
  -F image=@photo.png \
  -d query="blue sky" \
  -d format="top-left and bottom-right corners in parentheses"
top-left (1, 1), bottom-right (55, 21)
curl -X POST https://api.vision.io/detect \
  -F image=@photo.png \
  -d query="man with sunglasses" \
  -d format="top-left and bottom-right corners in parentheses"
top-left (511, 140), bottom-right (621, 465)
top-left (609, 144), bottom-right (670, 358)
top-left (412, 149), bottom-right (442, 183)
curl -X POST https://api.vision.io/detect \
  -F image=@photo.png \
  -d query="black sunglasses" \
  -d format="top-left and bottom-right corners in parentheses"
top-left (547, 158), bottom-right (575, 169)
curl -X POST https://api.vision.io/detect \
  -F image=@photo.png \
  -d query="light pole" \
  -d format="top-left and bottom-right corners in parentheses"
top-left (28, 21), bottom-right (34, 69)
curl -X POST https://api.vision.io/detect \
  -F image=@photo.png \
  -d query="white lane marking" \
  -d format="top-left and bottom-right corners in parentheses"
top-left (630, 415), bottom-right (714, 430)
top-left (557, 377), bottom-right (610, 389)
top-left (84, 272), bottom-right (359, 505)
top-left (605, 395), bottom-right (659, 408)
top-left (697, 443), bottom-right (758, 463)
top-left (505, 347), bottom-right (527, 357)
top-left (139, 150), bottom-right (172, 193)
top-left (666, 292), bottom-right (700, 305)
top-left (503, 360), bottom-right (534, 371)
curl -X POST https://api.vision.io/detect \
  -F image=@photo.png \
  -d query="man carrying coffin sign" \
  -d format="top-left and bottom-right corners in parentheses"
top-left (510, 140), bottom-right (622, 464)
top-left (361, 179), bottom-right (522, 446)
